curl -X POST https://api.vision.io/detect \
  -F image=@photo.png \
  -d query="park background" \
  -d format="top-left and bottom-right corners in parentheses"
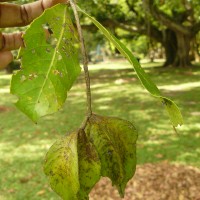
top-left (0, 0), bottom-right (200, 199)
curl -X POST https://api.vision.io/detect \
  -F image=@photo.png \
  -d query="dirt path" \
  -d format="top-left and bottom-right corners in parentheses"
top-left (90, 162), bottom-right (200, 200)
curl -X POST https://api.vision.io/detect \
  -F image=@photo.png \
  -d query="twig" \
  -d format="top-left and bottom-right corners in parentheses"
top-left (69, 0), bottom-right (92, 129)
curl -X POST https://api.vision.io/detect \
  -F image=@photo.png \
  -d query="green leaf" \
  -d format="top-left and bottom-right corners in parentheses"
top-left (77, 130), bottom-right (101, 200)
top-left (78, 8), bottom-right (183, 127)
top-left (86, 114), bottom-right (138, 197)
top-left (10, 4), bottom-right (81, 122)
top-left (44, 132), bottom-right (79, 200)
top-left (44, 115), bottom-right (137, 199)
top-left (44, 130), bottom-right (101, 200)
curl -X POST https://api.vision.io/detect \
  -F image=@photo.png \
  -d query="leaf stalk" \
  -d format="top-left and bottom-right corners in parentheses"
top-left (69, 0), bottom-right (92, 125)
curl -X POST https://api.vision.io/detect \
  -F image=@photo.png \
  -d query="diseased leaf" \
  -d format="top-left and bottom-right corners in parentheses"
top-left (44, 130), bottom-right (101, 200)
top-left (86, 114), bottom-right (138, 197)
top-left (162, 98), bottom-right (183, 128)
top-left (44, 132), bottom-right (79, 200)
top-left (44, 114), bottom-right (137, 199)
top-left (77, 130), bottom-right (101, 200)
top-left (10, 4), bottom-right (81, 122)
top-left (78, 8), bottom-right (183, 127)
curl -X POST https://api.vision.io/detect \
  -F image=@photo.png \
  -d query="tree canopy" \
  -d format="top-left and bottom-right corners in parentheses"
top-left (79, 0), bottom-right (200, 67)
top-left (2, 0), bottom-right (200, 67)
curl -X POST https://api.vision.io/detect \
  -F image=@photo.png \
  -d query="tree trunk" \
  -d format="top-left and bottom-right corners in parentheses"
top-left (163, 29), bottom-right (192, 67)
top-left (163, 29), bottom-right (177, 67)
top-left (175, 32), bottom-right (191, 67)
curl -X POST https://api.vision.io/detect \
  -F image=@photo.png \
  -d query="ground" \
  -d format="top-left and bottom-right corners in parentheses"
top-left (90, 162), bottom-right (200, 200)
top-left (0, 60), bottom-right (200, 199)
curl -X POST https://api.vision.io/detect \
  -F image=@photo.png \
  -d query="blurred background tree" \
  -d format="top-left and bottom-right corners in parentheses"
top-left (1, 0), bottom-right (200, 69)
top-left (1, 1), bottom-right (200, 199)
top-left (78, 0), bottom-right (200, 67)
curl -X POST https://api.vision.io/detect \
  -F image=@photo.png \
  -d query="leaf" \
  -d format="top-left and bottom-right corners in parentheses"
top-left (10, 4), bottom-right (81, 122)
top-left (78, 8), bottom-right (183, 127)
top-left (86, 114), bottom-right (138, 197)
top-left (44, 114), bottom-right (137, 199)
top-left (44, 130), bottom-right (101, 200)
top-left (44, 132), bottom-right (79, 200)
top-left (77, 130), bottom-right (101, 200)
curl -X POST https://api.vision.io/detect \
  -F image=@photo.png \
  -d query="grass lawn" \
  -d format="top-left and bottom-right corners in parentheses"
top-left (0, 60), bottom-right (200, 199)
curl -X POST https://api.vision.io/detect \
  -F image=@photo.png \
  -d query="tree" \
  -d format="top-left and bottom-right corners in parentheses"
top-left (79, 0), bottom-right (200, 67)
top-left (143, 0), bottom-right (200, 67)
top-left (9, 2), bottom-right (183, 199)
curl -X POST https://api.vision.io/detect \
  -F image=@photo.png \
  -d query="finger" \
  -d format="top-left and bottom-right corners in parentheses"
top-left (0, 28), bottom-right (53, 51)
top-left (0, 51), bottom-right (13, 69)
top-left (0, 0), bottom-right (69, 28)
top-left (0, 32), bottom-right (24, 51)
top-left (0, 1), bottom-right (44, 27)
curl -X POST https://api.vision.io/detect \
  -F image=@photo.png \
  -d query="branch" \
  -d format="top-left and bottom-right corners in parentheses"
top-left (143, 0), bottom-right (191, 35)
top-left (69, 0), bottom-right (92, 124)
top-left (103, 19), bottom-right (138, 32)
top-left (192, 22), bottom-right (200, 35)
top-left (82, 18), bottom-right (163, 44)
top-left (125, 0), bottom-right (137, 15)
top-left (80, 18), bottom-right (139, 34)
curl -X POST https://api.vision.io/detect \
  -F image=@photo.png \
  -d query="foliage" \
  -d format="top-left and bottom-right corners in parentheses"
top-left (11, 4), bottom-right (183, 125)
top-left (9, 3), bottom-right (183, 200)
top-left (2, 63), bottom-right (200, 199)
top-left (79, 7), bottom-right (182, 126)
top-left (85, 114), bottom-right (137, 196)
top-left (44, 114), bottom-right (137, 199)
top-left (78, 0), bottom-right (200, 67)
top-left (10, 4), bottom-right (81, 122)
top-left (127, 35), bottom-right (148, 56)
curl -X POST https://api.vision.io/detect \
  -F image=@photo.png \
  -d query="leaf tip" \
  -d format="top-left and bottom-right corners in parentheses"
top-left (117, 185), bottom-right (125, 198)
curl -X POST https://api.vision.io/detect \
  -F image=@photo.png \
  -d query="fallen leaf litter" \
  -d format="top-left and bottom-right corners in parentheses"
top-left (90, 162), bottom-right (200, 200)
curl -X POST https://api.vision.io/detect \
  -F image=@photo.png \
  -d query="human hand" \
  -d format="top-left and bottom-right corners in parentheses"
top-left (0, 0), bottom-right (68, 69)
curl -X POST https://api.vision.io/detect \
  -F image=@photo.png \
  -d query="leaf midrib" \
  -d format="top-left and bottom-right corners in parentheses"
top-left (35, 8), bottom-right (67, 107)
